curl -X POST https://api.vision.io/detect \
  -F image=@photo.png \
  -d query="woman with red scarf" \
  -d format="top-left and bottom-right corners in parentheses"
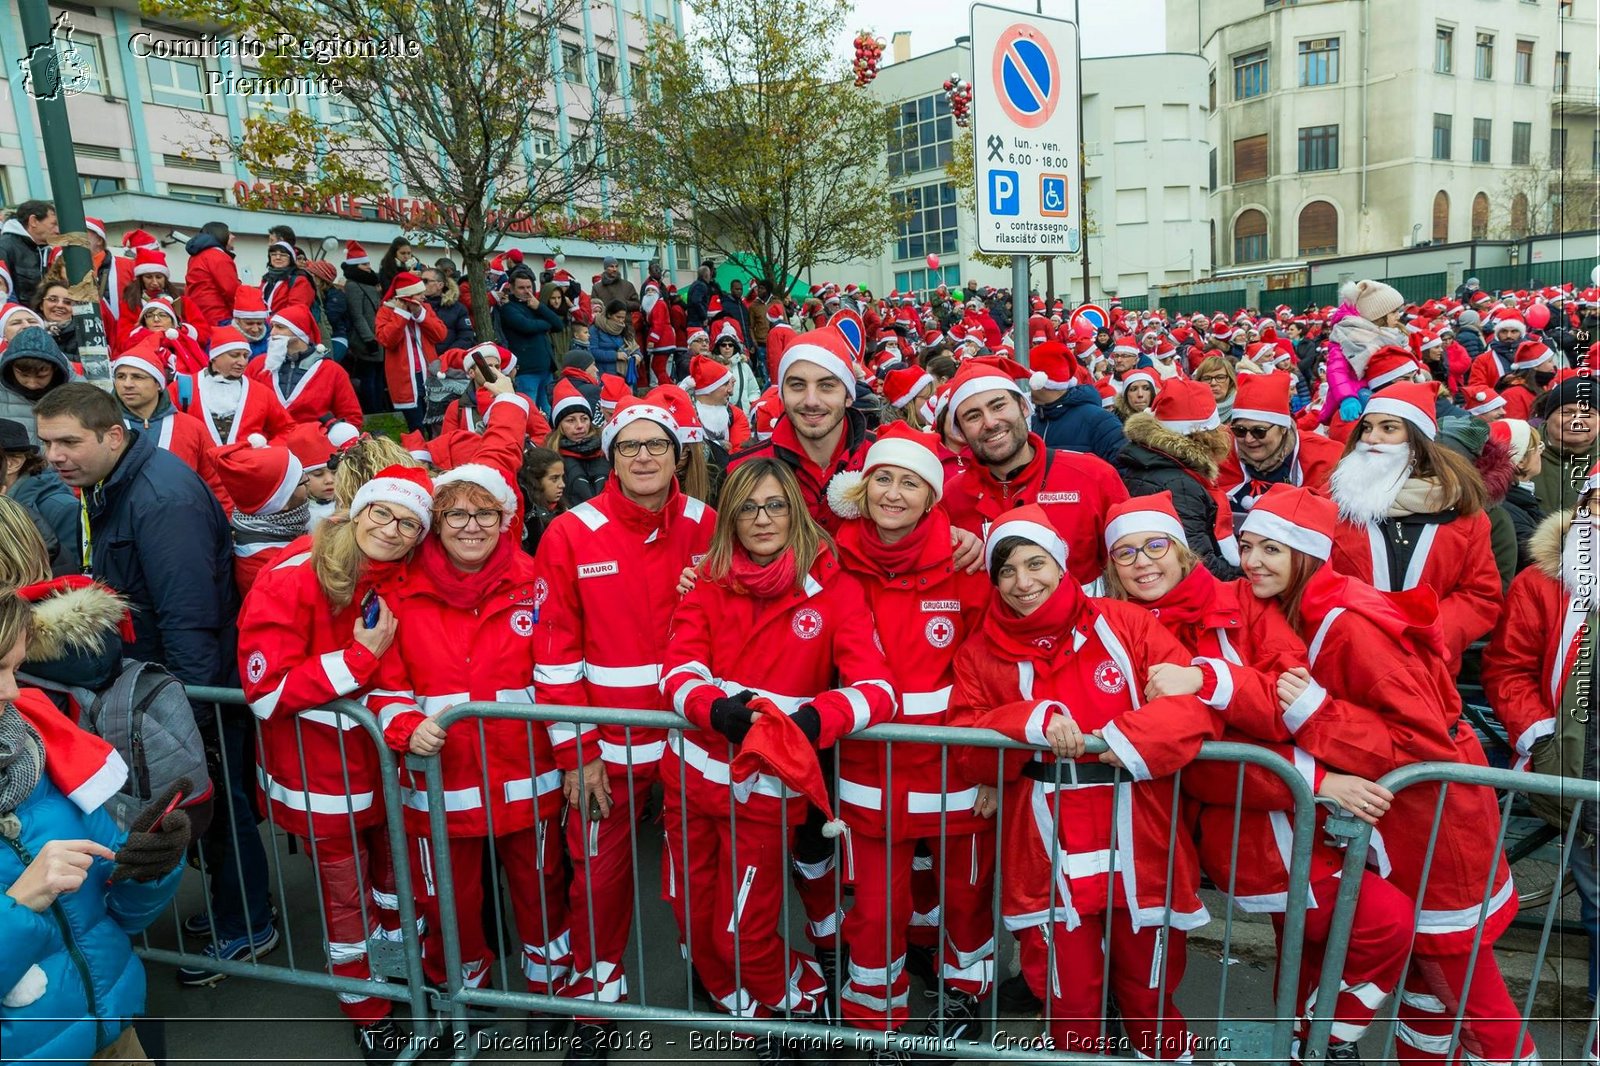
top-left (1100, 491), bottom-right (1414, 1057)
top-left (367, 464), bottom-right (571, 1010)
top-left (1238, 485), bottom-right (1532, 1066)
top-left (949, 504), bottom-right (1213, 1060)
top-left (828, 424), bottom-right (995, 1050)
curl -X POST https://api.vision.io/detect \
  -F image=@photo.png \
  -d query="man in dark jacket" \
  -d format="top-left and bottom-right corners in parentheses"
top-left (340, 256), bottom-right (385, 411)
top-left (33, 383), bottom-right (273, 981)
top-left (686, 260), bottom-right (717, 328)
top-left (1026, 341), bottom-right (1124, 463)
top-left (423, 268), bottom-right (477, 353)
top-left (591, 256), bottom-right (640, 343)
top-left (0, 326), bottom-right (76, 441)
top-left (499, 269), bottom-right (565, 414)
top-left (1455, 310), bottom-right (1488, 359)
top-left (0, 200), bottom-right (56, 306)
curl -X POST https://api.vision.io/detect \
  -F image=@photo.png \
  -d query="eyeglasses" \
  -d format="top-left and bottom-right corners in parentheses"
top-left (1109, 537), bottom-right (1174, 566)
top-left (614, 438), bottom-right (673, 457)
top-left (366, 504), bottom-right (423, 538)
top-left (736, 499), bottom-right (790, 521)
top-left (1231, 424), bottom-right (1275, 441)
top-left (442, 508), bottom-right (503, 530)
top-left (1199, 374), bottom-right (1231, 386)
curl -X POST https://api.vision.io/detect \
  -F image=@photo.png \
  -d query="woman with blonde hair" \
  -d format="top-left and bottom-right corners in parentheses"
top-left (660, 457), bottom-right (896, 1063)
top-left (1193, 355), bottom-right (1237, 420)
top-left (235, 464), bottom-right (435, 1062)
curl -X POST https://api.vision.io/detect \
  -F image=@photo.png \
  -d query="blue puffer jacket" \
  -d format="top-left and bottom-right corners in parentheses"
top-left (1, 766), bottom-right (182, 1063)
top-left (1031, 383), bottom-right (1126, 465)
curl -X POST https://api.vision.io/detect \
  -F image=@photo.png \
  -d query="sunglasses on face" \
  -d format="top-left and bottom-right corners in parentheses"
top-left (1232, 424), bottom-right (1274, 441)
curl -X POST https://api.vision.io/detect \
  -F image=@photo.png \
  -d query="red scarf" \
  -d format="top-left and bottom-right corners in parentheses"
top-left (416, 532), bottom-right (519, 604)
top-left (835, 507), bottom-right (949, 580)
top-left (1144, 565), bottom-right (1222, 628)
top-left (728, 545), bottom-right (800, 599)
top-left (982, 580), bottom-right (1092, 666)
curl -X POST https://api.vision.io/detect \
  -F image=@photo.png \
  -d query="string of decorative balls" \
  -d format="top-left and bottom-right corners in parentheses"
top-left (943, 73), bottom-right (973, 126)
top-left (853, 32), bottom-right (885, 87)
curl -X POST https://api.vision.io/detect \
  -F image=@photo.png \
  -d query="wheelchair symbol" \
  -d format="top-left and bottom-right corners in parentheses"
top-left (1040, 174), bottom-right (1069, 217)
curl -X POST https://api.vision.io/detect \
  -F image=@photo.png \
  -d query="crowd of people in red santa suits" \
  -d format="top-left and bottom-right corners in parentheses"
top-left (1, 204), bottom-right (1595, 1066)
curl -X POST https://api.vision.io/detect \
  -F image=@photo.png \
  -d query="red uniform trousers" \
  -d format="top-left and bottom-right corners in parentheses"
top-left (561, 771), bottom-right (655, 1005)
top-left (662, 799), bottom-right (827, 1017)
top-left (650, 352), bottom-right (672, 389)
top-left (308, 825), bottom-right (401, 1023)
top-left (1018, 915), bottom-right (1195, 1060)
top-left (1271, 872), bottom-right (1415, 1047)
top-left (1394, 951), bottom-right (1535, 1064)
top-left (410, 820), bottom-right (571, 995)
top-left (839, 829), bottom-right (997, 1029)
top-left (791, 816), bottom-right (844, 951)
top-left (907, 843), bottom-right (940, 948)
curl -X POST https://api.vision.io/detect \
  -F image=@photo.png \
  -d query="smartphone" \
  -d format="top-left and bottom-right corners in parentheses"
top-left (588, 793), bottom-right (604, 820)
top-left (470, 351), bottom-right (498, 383)
top-left (148, 787), bottom-right (187, 833)
top-left (361, 590), bottom-right (380, 628)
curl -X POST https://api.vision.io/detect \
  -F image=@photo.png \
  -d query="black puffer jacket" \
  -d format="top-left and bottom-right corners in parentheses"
top-left (1115, 412), bottom-right (1240, 579)
top-left (1499, 481), bottom-right (1544, 574)
top-left (557, 435), bottom-right (610, 508)
top-left (428, 292), bottom-right (478, 354)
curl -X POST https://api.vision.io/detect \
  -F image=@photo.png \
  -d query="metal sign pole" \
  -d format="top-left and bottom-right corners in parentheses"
top-left (1013, 255), bottom-right (1031, 366)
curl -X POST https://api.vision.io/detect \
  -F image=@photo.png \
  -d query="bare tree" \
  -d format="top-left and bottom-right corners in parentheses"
top-left (1494, 150), bottom-right (1600, 238)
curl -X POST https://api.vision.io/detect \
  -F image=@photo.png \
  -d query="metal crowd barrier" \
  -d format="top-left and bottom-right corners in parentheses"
top-left (145, 689), bottom-right (1596, 1065)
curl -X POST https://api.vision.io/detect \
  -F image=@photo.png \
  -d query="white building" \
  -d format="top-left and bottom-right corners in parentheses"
top-left (820, 39), bottom-right (1213, 302)
top-left (1170, 0), bottom-right (1600, 272)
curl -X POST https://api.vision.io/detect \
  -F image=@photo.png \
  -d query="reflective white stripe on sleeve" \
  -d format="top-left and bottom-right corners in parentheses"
top-left (1282, 680), bottom-right (1328, 734)
top-left (548, 719), bottom-right (597, 746)
top-left (586, 662), bottom-right (662, 688)
top-left (1024, 701), bottom-right (1056, 747)
top-left (298, 708), bottom-right (366, 731)
top-left (503, 769), bottom-right (565, 803)
top-left (1193, 657), bottom-right (1234, 710)
top-left (670, 732), bottom-right (799, 798)
top-left (249, 676), bottom-right (289, 719)
top-left (1416, 878), bottom-right (1515, 934)
top-left (534, 661), bottom-right (586, 686)
top-left (672, 679), bottom-right (717, 716)
top-left (495, 687), bottom-right (535, 704)
top-left (1512, 718), bottom-right (1556, 770)
top-left (1097, 720), bottom-right (1151, 782)
top-left (258, 766), bottom-right (375, 815)
top-left (598, 739), bottom-right (667, 765)
top-left (855, 678), bottom-right (897, 713)
top-left (837, 777), bottom-right (883, 810)
top-left (401, 785), bottom-right (484, 813)
top-left (900, 686), bottom-right (953, 717)
top-left (417, 692), bottom-right (471, 717)
top-left (840, 686), bottom-right (872, 733)
top-left (320, 650), bottom-right (360, 696)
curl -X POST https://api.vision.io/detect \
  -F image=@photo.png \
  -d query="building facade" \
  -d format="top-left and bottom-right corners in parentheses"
top-left (0, 1), bottom-right (681, 284)
top-left (820, 41), bottom-right (1213, 303)
top-left (1171, 0), bottom-right (1600, 273)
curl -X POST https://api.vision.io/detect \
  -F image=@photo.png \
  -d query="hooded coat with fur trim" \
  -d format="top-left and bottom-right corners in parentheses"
top-left (19, 581), bottom-right (128, 698)
top-left (1115, 413), bottom-right (1240, 579)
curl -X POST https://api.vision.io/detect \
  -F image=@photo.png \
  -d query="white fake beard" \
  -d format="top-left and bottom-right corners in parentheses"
top-left (697, 401), bottom-right (731, 442)
top-left (1329, 442), bottom-right (1413, 524)
top-left (1562, 518), bottom-right (1600, 600)
top-left (264, 334), bottom-right (290, 374)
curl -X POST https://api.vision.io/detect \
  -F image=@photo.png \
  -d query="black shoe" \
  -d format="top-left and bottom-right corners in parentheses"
top-left (355, 1018), bottom-right (405, 1066)
top-left (903, 943), bottom-right (938, 998)
top-left (920, 990), bottom-right (983, 1043)
top-left (753, 1033), bottom-right (784, 1066)
top-left (815, 948), bottom-right (843, 1017)
top-left (996, 973), bottom-right (1041, 1016)
top-left (1326, 1039), bottom-right (1364, 1063)
top-left (564, 1021), bottom-right (612, 1064)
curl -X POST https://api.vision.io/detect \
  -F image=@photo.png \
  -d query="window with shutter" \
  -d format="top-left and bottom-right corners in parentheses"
top-left (1471, 193), bottom-right (1490, 238)
top-left (1234, 209), bottom-right (1269, 263)
top-left (1297, 201), bottom-right (1338, 256)
top-left (1432, 192), bottom-right (1450, 242)
top-left (1234, 134), bottom-right (1269, 182)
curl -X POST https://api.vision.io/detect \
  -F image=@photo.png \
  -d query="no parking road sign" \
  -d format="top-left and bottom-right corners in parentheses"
top-left (971, 3), bottom-right (1081, 256)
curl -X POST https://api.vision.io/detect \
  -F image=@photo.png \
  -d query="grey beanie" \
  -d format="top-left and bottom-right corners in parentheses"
top-left (4, 326), bottom-right (65, 366)
top-left (1457, 310), bottom-right (1482, 330)
top-left (562, 347), bottom-right (595, 373)
top-left (1353, 280), bottom-right (1405, 324)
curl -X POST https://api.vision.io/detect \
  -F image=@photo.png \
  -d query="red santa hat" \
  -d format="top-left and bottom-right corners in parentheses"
top-left (984, 503), bottom-right (1067, 574)
top-left (121, 228), bottom-right (159, 252)
top-left (283, 423), bottom-right (335, 472)
top-left (349, 465), bottom-right (434, 533)
top-left (1026, 341), bottom-right (1079, 391)
top-left (271, 304), bottom-right (321, 346)
top-left (1150, 378), bottom-right (1221, 434)
top-left (750, 386), bottom-right (782, 440)
top-left (215, 435), bottom-right (305, 516)
top-left (1240, 484), bottom-right (1337, 560)
top-left (9, 688), bottom-right (127, 814)
top-left (1490, 308), bottom-right (1527, 338)
top-left (267, 240), bottom-right (297, 259)
top-left (686, 327), bottom-right (709, 349)
top-left (465, 341), bottom-right (517, 378)
top-left (343, 240), bottom-right (369, 266)
top-left (855, 422), bottom-right (945, 502)
top-left (1363, 381), bottom-right (1439, 440)
top-left (1096, 378), bottom-right (1118, 408)
top-left (208, 325), bottom-right (252, 363)
top-left (601, 393), bottom-right (681, 454)
top-left (551, 378), bottom-right (592, 427)
top-left (777, 327), bottom-right (857, 395)
top-left (137, 295), bottom-right (178, 325)
top-left (1122, 367), bottom-right (1162, 393)
top-left (1103, 491), bottom-right (1188, 552)
top-left (81, 217), bottom-right (104, 242)
top-left (1510, 340), bottom-right (1554, 371)
top-left (384, 271), bottom-right (426, 301)
top-left (767, 301), bottom-right (786, 322)
top-left (690, 354), bottom-right (734, 396)
top-left (1230, 373), bottom-right (1295, 429)
top-left (1365, 346), bottom-right (1421, 389)
top-left (110, 335), bottom-right (172, 386)
top-left (947, 361), bottom-right (1029, 422)
top-left (729, 698), bottom-right (846, 837)
top-left (599, 373), bottom-right (631, 413)
top-left (232, 285), bottom-right (269, 321)
top-left (650, 385), bottom-right (703, 445)
top-left (433, 462), bottom-right (518, 532)
top-left (881, 365), bottom-right (934, 410)
top-left (132, 248), bottom-right (169, 278)
top-left (1466, 387), bottom-right (1507, 416)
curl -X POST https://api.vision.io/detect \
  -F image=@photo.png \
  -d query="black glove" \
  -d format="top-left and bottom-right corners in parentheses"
top-left (791, 704), bottom-right (822, 745)
top-left (112, 779), bottom-right (194, 884)
top-left (709, 690), bottom-right (758, 745)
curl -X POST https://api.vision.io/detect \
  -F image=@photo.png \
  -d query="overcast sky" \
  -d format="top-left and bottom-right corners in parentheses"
top-left (842, 0), bottom-right (1169, 62)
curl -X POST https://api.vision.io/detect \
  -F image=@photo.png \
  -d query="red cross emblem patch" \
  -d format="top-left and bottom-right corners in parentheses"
top-left (924, 615), bottom-right (955, 649)
top-left (791, 607), bottom-right (824, 640)
top-left (1093, 660), bottom-right (1127, 694)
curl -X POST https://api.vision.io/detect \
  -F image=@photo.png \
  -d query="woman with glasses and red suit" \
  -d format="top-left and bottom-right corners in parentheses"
top-left (659, 458), bottom-right (897, 1064)
top-left (1097, 491), bottom-right (1414, 1059)
top-left (826, 423), bottom-right (996, 1052)
top-left (367, 464), bottom-right (572, 1009)
top-left (1237, 485), bottom-right (1531, 1066)
top-left (948, 504), bottom-right (1215, 1061)
top-left (237, 463), bottom-right (434, 1064)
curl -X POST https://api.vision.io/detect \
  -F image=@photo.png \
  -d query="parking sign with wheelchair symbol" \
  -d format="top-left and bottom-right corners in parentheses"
top-left (1040, 174), bottom-right (1069, 217)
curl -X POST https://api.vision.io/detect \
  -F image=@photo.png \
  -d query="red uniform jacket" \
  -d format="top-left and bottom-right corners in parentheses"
top-left (659, 550), bottom-right (897, 827)
top-left (834, 512), bottom-right (992, 839)
top-left (369, 539), bottom-right (562, 836)
top-left (246, 351), bottom-right (363, 428)
top-left (1466, 350), bottom-right (1511, 397)
top-left (728, 410), bottom-right (874, 536)
top-left (1284, 569), bottom-right (1515, 954)
top-left (182, 246), bottom-right (240, 348)
top-left (1215, 430), bottom-right (1342, 510)
top-left (376, 301), bottom-right (448, 409)
top-left (124, 406), bottom-right (231, 512)
top-left (174, 371), bottom-right (297, 447)
top-left (442, 390), bottom-right (550, 443)
top-left (1482, 512), bottom-right (1588, 769)
top-left (237, 541), bottom-right (391, 838)
top-left (943, 434), bottom-right (1130, 589)
top-left (765, 322), bottom-right (797, 384)
top-left (949, 593), bottom-right (1210, 933)
top-left (669, 301), bottom-right (688, 352)
top-left (644, 292), bottom-right (675, 355)
top-left (425, 392), bottom-right (537, 472)
top-left (262, 273), bottom-right (314, 315)
top-left (1330, 509), bottom-right (1502, 674)
top-left (533, 481), bottom-right (715, 775)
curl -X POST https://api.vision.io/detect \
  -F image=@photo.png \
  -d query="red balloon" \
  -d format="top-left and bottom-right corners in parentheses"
top-left (926, 254), bottom-right (940, 270)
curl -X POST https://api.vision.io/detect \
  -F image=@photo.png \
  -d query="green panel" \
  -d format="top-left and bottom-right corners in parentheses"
top-left (1154, 289), bottom-right (1248, 317)
top-left (715, 253), bottom-right (809, 300)
top-left (1263, 283), bottom-right (1340, 312)
top-left (1118, 294), bottom-right (1149, 311)
top-left (1473, 256), bottom-right (1598, 294)
top-left (1379, 272), bottom-right (1447, 304)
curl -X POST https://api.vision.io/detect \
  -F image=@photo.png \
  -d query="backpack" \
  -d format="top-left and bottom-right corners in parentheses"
top-left (81, 659), bottom-right (213, 830)
top-left (421, 369), bottom-right (473, 439)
